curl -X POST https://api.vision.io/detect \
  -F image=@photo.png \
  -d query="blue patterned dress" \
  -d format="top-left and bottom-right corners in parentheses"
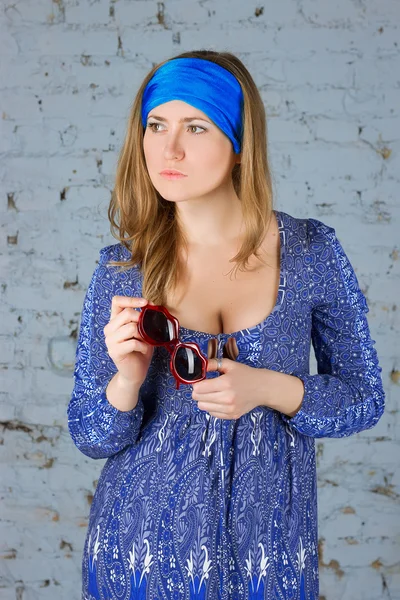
top-left (68, 211), bottom-right (385, 600)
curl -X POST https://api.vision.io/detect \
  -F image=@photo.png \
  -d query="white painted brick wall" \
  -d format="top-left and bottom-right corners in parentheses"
top-left (1, 1), bottom-right (399, 598)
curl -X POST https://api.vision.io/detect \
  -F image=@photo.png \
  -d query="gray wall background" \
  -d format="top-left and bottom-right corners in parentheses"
top-left (1, 1), bottom-right (399, 599)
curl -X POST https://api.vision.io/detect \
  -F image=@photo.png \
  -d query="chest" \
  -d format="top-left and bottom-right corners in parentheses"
top-left (165, 230), bottom-right (281, 336)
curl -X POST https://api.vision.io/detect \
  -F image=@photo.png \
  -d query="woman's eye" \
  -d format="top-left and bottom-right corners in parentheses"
top-left (147, 123), bottom-right (205, 135)
top-left (188, 125), bottom-right (205, 134)
top-left (147, 122), bottom-right (163, 132)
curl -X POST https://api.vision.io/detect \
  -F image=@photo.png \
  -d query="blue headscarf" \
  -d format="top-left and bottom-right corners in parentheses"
top-left (141, 57), bottom-right (244, 154)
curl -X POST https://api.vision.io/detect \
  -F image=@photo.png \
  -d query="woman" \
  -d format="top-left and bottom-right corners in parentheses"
top-left (68, 50), bottom-right (385, 600)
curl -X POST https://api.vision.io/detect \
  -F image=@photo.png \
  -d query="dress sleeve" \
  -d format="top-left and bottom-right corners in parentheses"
top-left (282, 219), bottom-right (385, 439)
top-left (67, 245), bottom-right (145, 459)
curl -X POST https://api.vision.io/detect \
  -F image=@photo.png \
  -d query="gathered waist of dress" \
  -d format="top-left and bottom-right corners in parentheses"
top-left (136, 402), bottom-right (304, 461)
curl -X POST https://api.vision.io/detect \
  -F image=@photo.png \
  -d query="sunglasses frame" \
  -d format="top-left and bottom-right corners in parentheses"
top-left (137, 304), bottom-right (208, 389)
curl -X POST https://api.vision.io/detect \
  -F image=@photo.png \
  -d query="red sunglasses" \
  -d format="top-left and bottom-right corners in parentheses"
top-left (137, 305), bottom-right (208, 390)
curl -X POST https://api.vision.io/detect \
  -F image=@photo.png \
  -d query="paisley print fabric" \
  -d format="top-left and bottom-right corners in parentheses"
top-left (67, 210), bottom-right (385, 600)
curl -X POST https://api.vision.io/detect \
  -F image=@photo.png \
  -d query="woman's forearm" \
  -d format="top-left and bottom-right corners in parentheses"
top-left (258, 369), bottom-right (305, 417)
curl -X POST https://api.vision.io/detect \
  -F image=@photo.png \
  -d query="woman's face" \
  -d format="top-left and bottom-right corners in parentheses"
top-left (143, 100), bottom-right (240, 203)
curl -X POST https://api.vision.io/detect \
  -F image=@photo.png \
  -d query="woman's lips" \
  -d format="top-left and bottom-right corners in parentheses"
top-left (160, 172), bottom-right (187, 180)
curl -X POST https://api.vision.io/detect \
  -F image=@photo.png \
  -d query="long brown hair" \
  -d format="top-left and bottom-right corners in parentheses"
top-left (107, 49), bottom-right (274, 305)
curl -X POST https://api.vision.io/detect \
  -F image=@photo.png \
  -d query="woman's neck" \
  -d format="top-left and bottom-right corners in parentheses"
top-left (175, 188), bottom-right (244, 247)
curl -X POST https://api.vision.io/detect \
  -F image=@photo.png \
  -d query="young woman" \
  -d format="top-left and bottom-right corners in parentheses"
top-left (68, 50), bottom-right (385, 600)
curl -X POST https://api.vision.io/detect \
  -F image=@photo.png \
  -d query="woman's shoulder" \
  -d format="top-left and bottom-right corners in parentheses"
top-left (276, 209), bottom-right (337, 245)
top-left (98, 243), bottom-right (142, 273)
top-left (278, 210), bottom-right (367, 307)
top-left (96, 243), bottom-right (143, 295)
top-left (99, 242), bottom-right (132, 262)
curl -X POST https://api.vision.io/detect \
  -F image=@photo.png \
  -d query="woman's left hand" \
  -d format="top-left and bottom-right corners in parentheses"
top-left (191, 358), bottom-right (265, 420)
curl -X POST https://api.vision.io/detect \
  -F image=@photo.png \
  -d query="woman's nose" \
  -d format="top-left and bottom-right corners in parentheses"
top-left (163, 133), bottom-right (184, 160)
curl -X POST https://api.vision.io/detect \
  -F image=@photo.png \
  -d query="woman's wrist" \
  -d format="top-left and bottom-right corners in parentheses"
top-left (258, 368), bottom-right (305, 418)
top-left (106, 372), bottom-right (141, 412)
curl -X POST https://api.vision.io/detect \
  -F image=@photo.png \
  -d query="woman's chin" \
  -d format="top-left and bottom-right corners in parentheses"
top-left (158, 191), bottom-right (196, 204)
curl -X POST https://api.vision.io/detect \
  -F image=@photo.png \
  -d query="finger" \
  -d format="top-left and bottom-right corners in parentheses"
top-left (106, 306), bottom-right (145, 335)
top-left (192, 391), bottom-right (225, 404)
top-left (206, 357), bottom-right (231, 373)
top-left (113, 307), bottom-right (143, 328)
top-left (114, 338), bottom-right (149, 356)
top-left (192, 378), bottom-right (224, 395)
top-left (211, 413), bottom-right (237, 420)
top-left (196, 404), bottom-right (232, 418)
top-left (113, 321), bottom-right (144, 344)
top-left (110, 295), bottom-right (148, 321)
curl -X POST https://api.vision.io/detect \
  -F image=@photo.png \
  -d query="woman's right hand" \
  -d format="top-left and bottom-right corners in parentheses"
top-left (104, 296), bottom-right (154, 390)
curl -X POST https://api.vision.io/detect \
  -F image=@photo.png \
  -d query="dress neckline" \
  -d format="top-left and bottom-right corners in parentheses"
top-left (178, 209), bottom-right (287, 340)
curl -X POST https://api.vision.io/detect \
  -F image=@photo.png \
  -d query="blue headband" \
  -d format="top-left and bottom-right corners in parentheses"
top-left (141, 57), bottom-right (244, 154)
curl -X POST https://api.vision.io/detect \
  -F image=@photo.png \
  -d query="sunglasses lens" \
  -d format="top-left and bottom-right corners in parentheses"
top-left (174, 346), bottom-right (203, 382)
top-left (142, 309), bottom-right (175, 343)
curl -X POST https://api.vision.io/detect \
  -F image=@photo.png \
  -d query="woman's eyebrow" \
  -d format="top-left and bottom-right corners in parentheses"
top-left (147, 114), bottom-right (211, 124)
